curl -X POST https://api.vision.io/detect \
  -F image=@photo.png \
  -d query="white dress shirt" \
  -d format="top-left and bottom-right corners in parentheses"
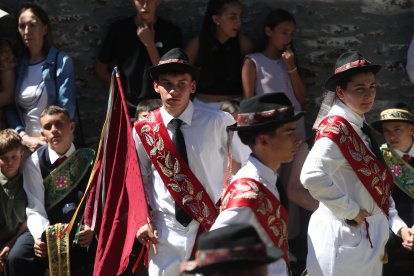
top-left (301, 100), bottom-right (406, 235)
top-left (393, 142), bottom-right (414, 159)
top-left (211, 155), bottom-right (289, 276)
top-left (133, 101), bottom-right (250, 217)
top-left (23, 144), bottom-right (76, 239)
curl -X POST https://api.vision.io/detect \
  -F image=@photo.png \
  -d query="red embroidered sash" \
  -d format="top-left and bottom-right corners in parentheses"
top-left (134, 109), bottom-right (218, 231)
top-left (316, 116), bottom-right (393, 215)
top-left (221, 177), bottom-right (289, 264)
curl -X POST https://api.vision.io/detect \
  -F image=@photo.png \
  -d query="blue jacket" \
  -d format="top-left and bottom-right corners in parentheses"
top-left (6, 46), bottom-right (77, 132)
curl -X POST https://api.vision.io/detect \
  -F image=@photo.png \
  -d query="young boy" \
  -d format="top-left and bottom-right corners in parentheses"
top-left (0, 129), bottom-right (26, 274)
top-left (135, 98), bottom-right (162, 120)
top-left (7, 106), bottom-right (95, 276)
top-left (372, 105), bottom-right (414, 274)
top-left (300, 51), bottom-right (414, 276)
top-left (133, 48), bottom-right (249, 275)
top-left (96, 0), bottom-right (182, 116)
top-left (210, 93), bottom-right (303, 276)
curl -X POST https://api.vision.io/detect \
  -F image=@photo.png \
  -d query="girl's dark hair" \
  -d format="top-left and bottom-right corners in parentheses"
top-left (17, 3), bottom-right (51, 58)
top-left (197, 0), bottom-right (241, 64)
top-left (262, 9), bottom-right (296, 51)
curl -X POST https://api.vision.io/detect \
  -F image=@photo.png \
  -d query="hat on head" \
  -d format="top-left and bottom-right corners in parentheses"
top-left (324, 50), bottom-right (381, 92)
top-left (149, 48), bottom-right (199, 80)
top-left (371, 103), bottom-right (414, 133)
top-left (227, 93), bottom-right (304, 131)
top-left (180, 224), bottom-right (282, 275)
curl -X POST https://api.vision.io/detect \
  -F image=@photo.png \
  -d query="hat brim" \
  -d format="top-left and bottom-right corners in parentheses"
top-left (149, 63), bottom-right (199, 80)
top-left (324, 65), bottom-right (381, 92)
top-left (371, 119), bottom-right (414, 133)
top-left (227, 111), bottom-right (305, 131)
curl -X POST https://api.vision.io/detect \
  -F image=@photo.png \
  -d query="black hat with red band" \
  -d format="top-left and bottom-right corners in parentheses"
top-left (324, 51), bottom-right (381, 92)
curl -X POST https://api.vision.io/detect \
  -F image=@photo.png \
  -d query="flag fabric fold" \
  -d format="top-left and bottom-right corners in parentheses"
top-left (84, 68), bottom-right (149, 275)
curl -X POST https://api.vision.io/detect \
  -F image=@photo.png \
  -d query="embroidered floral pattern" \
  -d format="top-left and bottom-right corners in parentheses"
top-left (55, 175), bottom-right (68, 189)
top-left (317, 116), bottom-right (393, 213)
top-left (381, 145), bottom-right (414, 200)
top-left (137, 111), bottom-right (217, 230)
top-left (222, 178), bottom-right (289, 262)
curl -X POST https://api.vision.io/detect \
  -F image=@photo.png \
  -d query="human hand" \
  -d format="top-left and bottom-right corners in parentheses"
top-left (401, 226), bottom-right (414, 250)
top-left (0, 245), bottom-right (11, 271)
top-left (137, 23), bottom-right (155, 48)
top-left (22, 135), bottom-right (47, 152)
top-left (350, 209), bottom-right (370, 228)
top-left (136, 224), bottom-right (159, 245)
top-left (34, 238), bottom-right (47, 258)
top-left (78, 225), bottom-right (94, 247)
top-left (281, 45), bottom-right (296, 71)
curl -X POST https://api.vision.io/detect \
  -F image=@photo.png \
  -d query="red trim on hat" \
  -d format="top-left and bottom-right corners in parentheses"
top-left (236, 107), bottom-right (294, 127)
top-left (158, 58), bottom-right (187, 65)
top-left (335, 59), bottom-right (371, 74)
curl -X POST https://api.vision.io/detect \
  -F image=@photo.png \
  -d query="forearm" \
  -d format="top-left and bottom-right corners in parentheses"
top-left (287, 185), bottom-right (318, 211)
top-left (145, 43), bottom-right (160, 66)
top-left (289, 70), bottom-right (307, 105)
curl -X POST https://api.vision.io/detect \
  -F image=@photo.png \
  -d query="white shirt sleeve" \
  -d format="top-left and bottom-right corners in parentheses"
top-left (23, 152), bottom-right (50, 240)
top-left (388, 196), bottom-right (408, 235)
top-left (300, 137), bottom-right (360, 220)
top-left (407, 35), bottom-right (414, 83)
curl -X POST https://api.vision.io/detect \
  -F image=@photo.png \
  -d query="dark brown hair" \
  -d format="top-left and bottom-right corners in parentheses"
top-left (0, 129), bottom-right (22, 155)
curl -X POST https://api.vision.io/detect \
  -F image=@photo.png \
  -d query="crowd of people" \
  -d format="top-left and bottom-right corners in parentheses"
top-left (1, 0), bottom-right (414, 275)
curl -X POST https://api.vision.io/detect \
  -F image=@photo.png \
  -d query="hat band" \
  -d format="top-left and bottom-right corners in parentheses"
top-left (158, 58), bottom-right (188, 65)
top-left (380, 109), bottom-right (414, 122)
top-left (335, 59), bottom-right (371, 74)
top-left (193, 244), bottom-right (268, 268)
top-left (236, 107), bottom-right (294, 127)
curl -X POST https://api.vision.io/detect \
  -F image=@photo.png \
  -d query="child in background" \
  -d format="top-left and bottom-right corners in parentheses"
top-left (186, 0), bottom-right (253, 109)
top-left (242, 8), bottom-right (306, 140)
top-left (0, 129), bottom-right (27, 275)
top-left (135, 98), bottom-right (162, 120)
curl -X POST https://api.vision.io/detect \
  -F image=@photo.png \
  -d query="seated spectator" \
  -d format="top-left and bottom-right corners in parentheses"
top-left (6, 4), bottom-right (77, 152)
top-left (96, 0), bottom-right (182, 117)
top-left (7, 106), bottom-right (95, 276)
top-left (0, 9), bottom-right (17, 130)
top-left (180, 224), bottom-right (282, 276)
top-left (0, 129), bottom-right (27, 275)
top-left (186, 0), bottom-right (253, 109)
top-left (135, 98), bottom-right (162, 120)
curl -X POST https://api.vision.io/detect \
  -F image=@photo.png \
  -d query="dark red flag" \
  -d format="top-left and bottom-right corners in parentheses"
top-left (84, 68), bottom-right (149, 275)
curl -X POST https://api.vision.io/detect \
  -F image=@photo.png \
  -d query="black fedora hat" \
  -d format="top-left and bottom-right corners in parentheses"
top-left (180, 224), bottom-right (282, 275)
top-left (228, 93), bottom-right (304, 131)
top-left (371, 104), bottom-right (414, 133)
top-left (149, 48), bottom-right (199, 80)
top-left (324, 51), bottom-right (381, 92)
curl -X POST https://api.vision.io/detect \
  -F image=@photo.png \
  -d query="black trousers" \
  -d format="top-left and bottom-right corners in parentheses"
top-left (6, 230), bottom-right (47, 276)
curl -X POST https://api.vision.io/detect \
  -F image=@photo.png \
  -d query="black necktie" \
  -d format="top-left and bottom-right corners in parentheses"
top-left (170, 119), bottom-right (192, 226)
top-left (276, 177), bottom-right (289, 210)
top-left (361, 122), bottom-right (386, 165)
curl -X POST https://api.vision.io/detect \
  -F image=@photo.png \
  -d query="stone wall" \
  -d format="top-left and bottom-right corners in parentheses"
top-left (2, 0), bottom-right (414, 144)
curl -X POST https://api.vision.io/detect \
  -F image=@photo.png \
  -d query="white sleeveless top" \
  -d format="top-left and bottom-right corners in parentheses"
top-left (247, 52), bottom-right (306, 140)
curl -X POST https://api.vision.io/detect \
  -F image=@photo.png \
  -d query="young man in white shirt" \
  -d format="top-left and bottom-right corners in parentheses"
top-left (301, 51), bottom-right (414, 276)
top-left (133, 48), bottom-right (249, 275)
top-left (211, 92), bottom-right (304, 276)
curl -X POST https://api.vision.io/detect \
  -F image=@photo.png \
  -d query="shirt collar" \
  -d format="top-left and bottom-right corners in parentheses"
top-left (48, 143), bottom-right (76, 165)
top-left (248, 155), bottom-right (278, 186)
top-left (394, 142), bottom-right (414, 158)
top-left (329, 100), bottom-right (366, 129)
top-left (160, 101), bottom-right (194, 127)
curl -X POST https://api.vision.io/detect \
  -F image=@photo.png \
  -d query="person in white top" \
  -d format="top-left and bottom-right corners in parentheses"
top-left (301, 50), bottom-right (414, 276)
top-left (371, 105), bottom-right (414, 275)
top-left (133, 48), bottom-right (249, 275)
top-left (211, 92), bottom-right (303, 276)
